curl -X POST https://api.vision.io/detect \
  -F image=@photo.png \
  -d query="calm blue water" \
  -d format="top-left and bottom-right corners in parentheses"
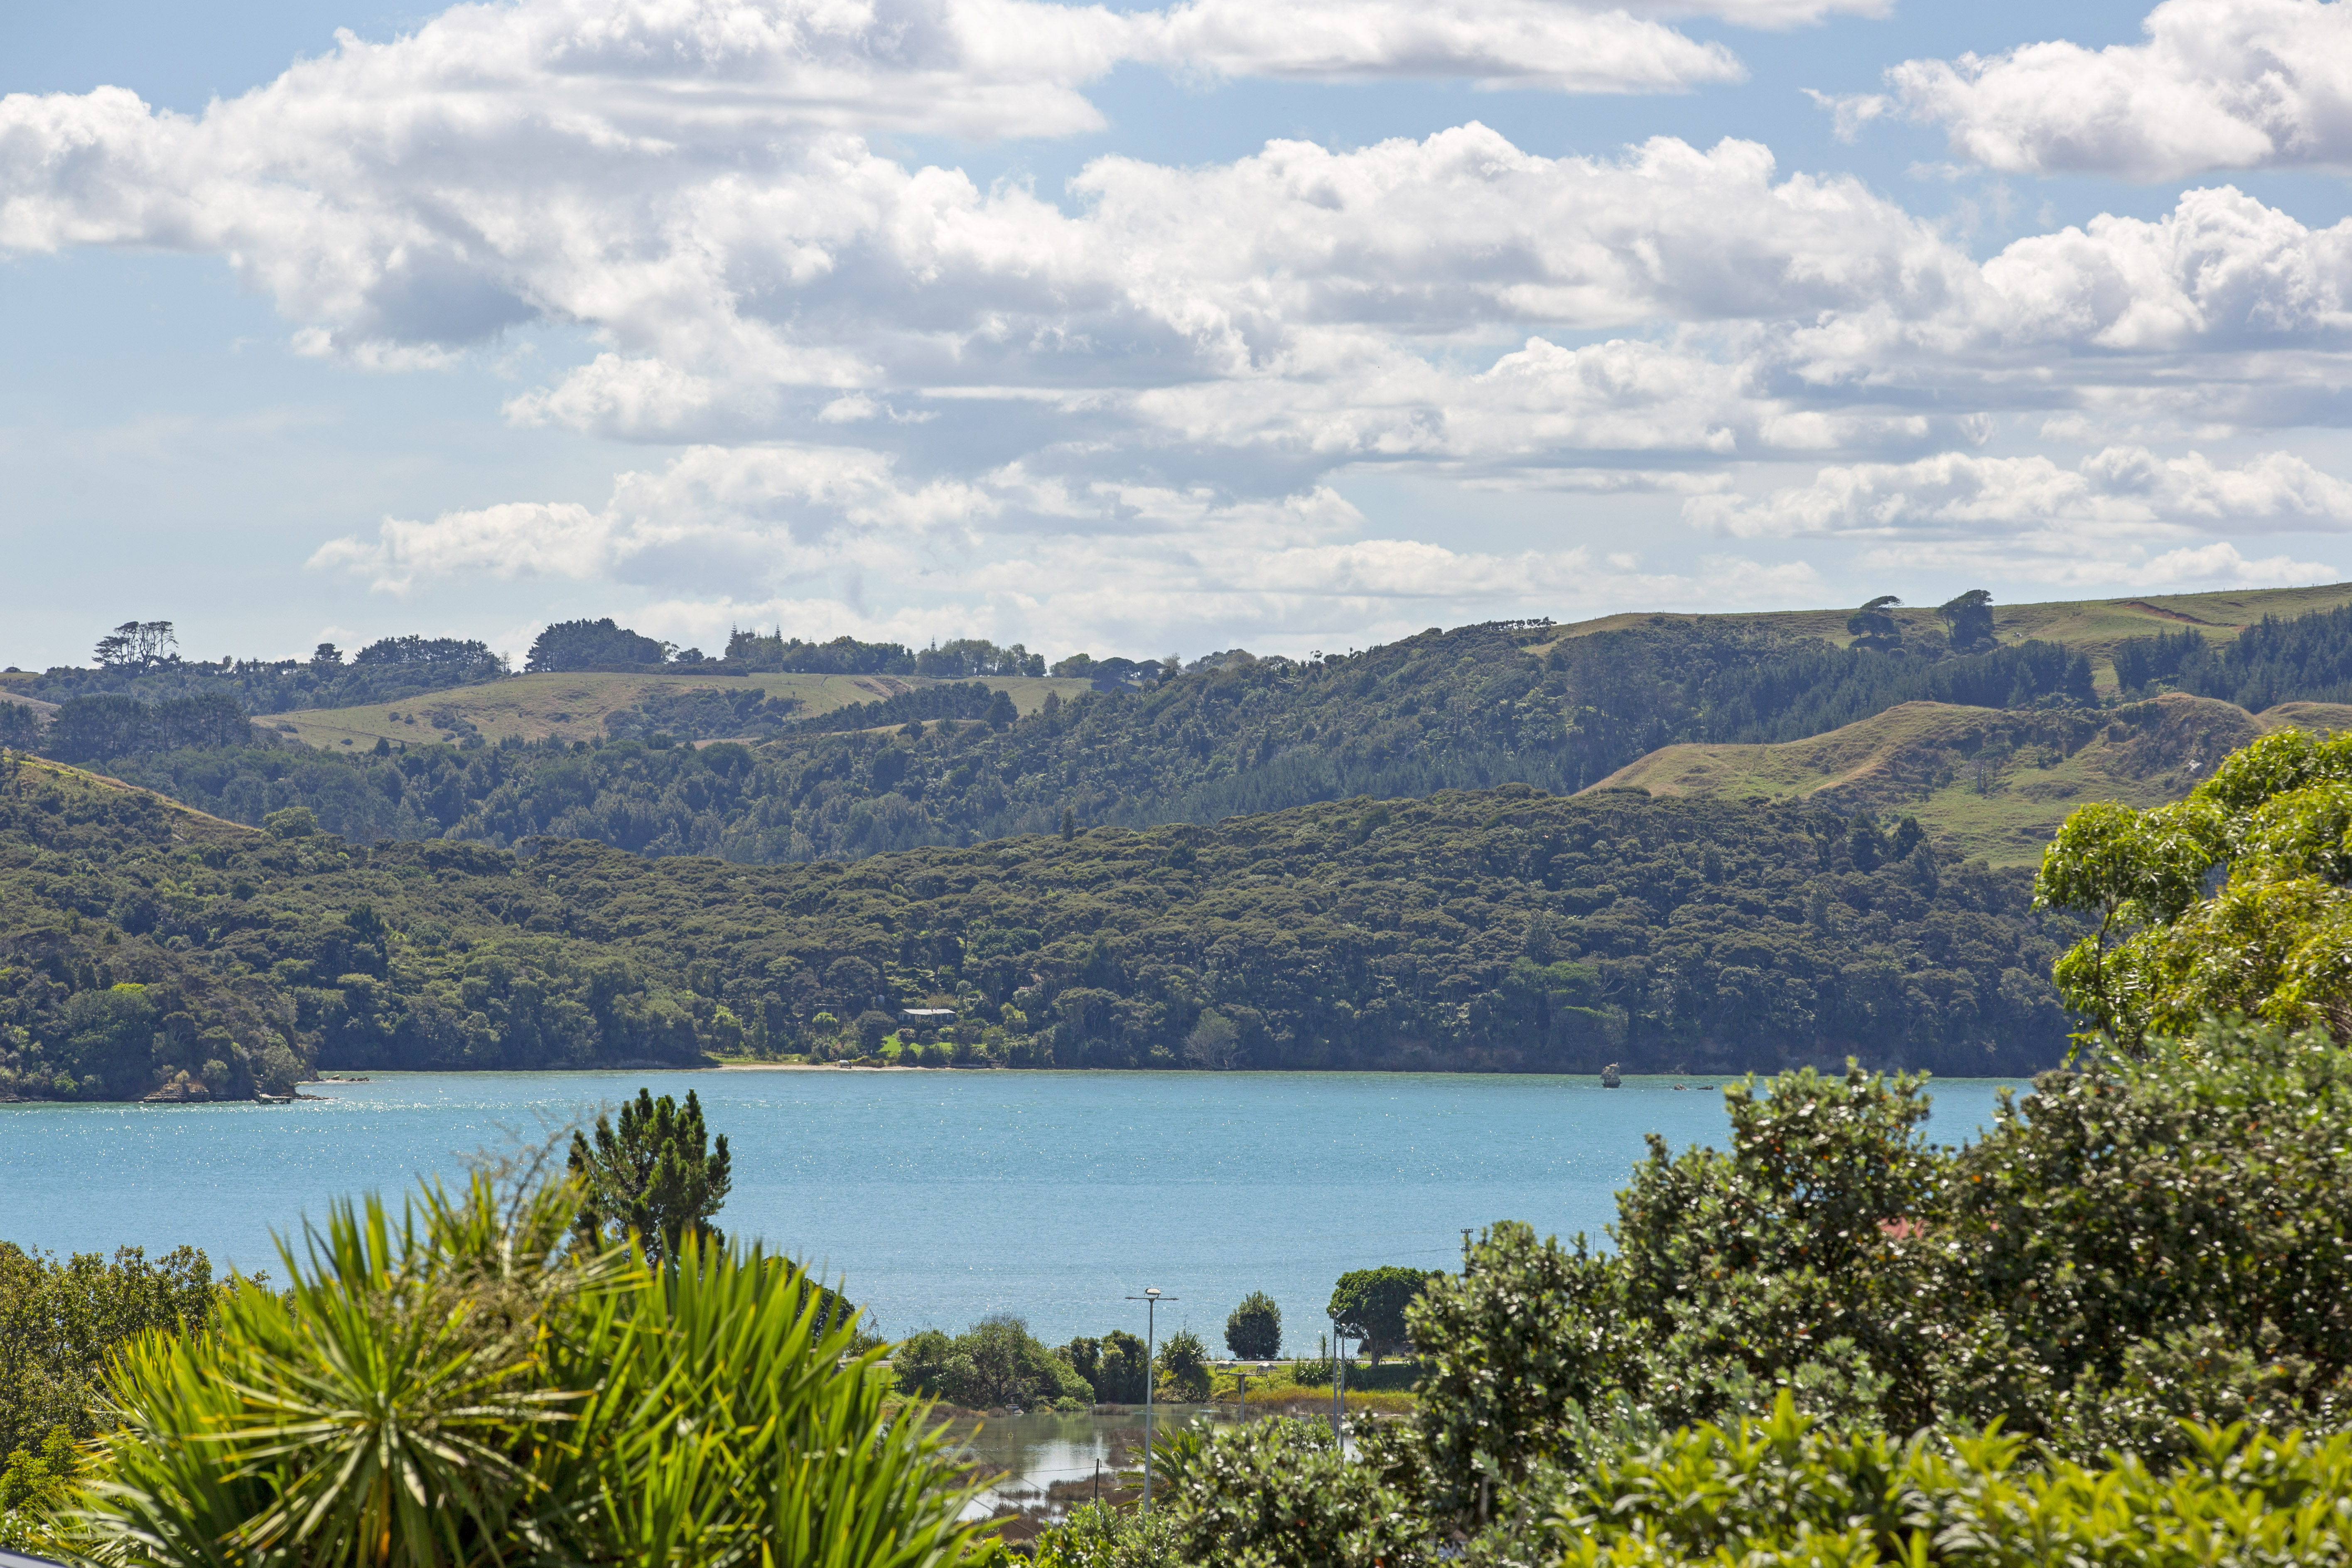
top-left (0, 1069), bottom-right (2014, 1349)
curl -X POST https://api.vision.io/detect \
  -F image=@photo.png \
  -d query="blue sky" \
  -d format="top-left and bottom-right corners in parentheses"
top-left (5, 0), bottom-right (2352, 668)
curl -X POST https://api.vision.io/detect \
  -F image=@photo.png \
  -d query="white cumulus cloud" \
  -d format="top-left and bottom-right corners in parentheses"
top-left (1856, 0), bottom-right (2352, 180)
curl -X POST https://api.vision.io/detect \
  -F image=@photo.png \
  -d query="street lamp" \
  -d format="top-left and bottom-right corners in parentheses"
top-left (1327, 1309), bottom-right (1350, 1443)
top-left (1125, 1286), bottom-right (1178, 1512)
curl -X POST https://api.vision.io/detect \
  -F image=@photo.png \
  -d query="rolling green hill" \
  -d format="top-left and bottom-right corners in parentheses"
top-left (1587, 694), bottom-right (2352, 865)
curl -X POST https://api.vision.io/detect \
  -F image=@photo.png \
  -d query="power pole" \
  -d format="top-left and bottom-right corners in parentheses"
top-left (1125, 1286), bottom-right (1177, 1513)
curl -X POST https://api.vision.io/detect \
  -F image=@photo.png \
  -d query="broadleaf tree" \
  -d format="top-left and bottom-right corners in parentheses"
top-left (1328, 1266), bottom-right (1440, 1364)
top-left (2035, 726), bottom-right (2352, 1050)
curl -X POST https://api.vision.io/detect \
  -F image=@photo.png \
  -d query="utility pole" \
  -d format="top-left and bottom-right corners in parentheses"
top-left (1125, 1286), bottom-right (1177, 1513)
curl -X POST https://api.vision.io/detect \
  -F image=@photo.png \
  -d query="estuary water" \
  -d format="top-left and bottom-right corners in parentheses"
top-left (0, 1067), bottom-right (2014, 1348)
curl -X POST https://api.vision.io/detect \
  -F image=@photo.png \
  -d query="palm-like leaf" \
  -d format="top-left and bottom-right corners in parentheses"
top-left (73, 1174), bottom-right (997, 1568)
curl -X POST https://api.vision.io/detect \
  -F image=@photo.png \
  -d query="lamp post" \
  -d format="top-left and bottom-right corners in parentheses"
top-left (1328, 1310), bottom-right (1350, 1442)
top-left (1125, 1286), bottom-right (1177, 1512)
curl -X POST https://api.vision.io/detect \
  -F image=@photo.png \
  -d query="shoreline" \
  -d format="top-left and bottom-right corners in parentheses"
top-left (716, 1061), bottom-right (939, 1072)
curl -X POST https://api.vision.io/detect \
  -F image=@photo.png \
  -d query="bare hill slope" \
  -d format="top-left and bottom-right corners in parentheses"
top-left (270, 670), bottom-right (1085, 751)
top-left (1582, 693), bottom-right (2345, 865)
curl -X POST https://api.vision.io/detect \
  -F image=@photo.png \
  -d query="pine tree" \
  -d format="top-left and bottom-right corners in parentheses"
top-left (568, 1087), bottom-right (733, 1264)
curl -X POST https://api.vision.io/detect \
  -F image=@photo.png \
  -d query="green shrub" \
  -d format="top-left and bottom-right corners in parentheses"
top-left (1166, 1417), bottom-right (1424, 1568)
top-left (1542, 1391), bottom-right (2352, 1566)
top-left (1927, 1023), bottom-right (2352, 1456)
top-left (1157, 1328), bottom-right (1211, 1402)
top-left (1028, 1499), bottom-right (1180, 1568)
top-left (1063, 1330), bottom-right (1149, 1404)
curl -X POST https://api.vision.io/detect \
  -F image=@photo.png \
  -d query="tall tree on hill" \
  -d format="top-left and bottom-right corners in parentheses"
top-left (93, 621), bottom-right (177, 672)
top-left (1845, 596), bottom-right (1903, 652)
top-left (568, 1087), bottom-right (733, 1264)
top-left (1939, 588), bottom-right (1997, 654)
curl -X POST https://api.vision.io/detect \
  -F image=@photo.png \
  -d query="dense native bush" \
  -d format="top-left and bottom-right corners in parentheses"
top-left (0, 756), bottom-right (2079, 1092)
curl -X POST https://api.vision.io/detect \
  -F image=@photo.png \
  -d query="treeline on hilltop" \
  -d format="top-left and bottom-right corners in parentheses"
top-left (9, 622), bottom-right (509, 718)
top-left (58, 617), bottom-right (2111, 864)
top-left (0, 756), bottom-right (2079, 1100)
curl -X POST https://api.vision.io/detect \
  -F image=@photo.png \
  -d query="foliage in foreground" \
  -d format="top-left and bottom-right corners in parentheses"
top-left (0, 1242), bottom-right (221, 1459)
top-left (1534, 1394), bottom-right (2352, 1568)
top-left (48, 1174), bottom-right (996, 1568)
top-left (1020, 1018), bottom-right (2352, 1565)
top-left (1044, 1397), bottom-right (2352, 1568)
top-left (2039, 724), bottom-right (2352, 1048)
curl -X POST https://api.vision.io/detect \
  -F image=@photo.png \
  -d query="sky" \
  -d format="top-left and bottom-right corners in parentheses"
top-left (5, 0), bottom-right (2352, 669)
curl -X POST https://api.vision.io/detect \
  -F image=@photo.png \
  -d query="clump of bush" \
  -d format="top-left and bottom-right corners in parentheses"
top-left (893, 1315), bottom-right (1094, 1411)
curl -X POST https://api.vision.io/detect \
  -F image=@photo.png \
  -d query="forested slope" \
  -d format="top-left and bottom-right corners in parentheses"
top-left (0, 754), bottom-right (2080, 1100)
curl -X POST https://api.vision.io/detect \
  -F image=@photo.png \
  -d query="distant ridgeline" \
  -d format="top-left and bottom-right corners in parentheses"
top-left (17, 599), bottom-right (2352, 874)
top-left (62, 618), bottom-right (2105, 862)
top-left (0, 758), bottom-right (2079, 1101)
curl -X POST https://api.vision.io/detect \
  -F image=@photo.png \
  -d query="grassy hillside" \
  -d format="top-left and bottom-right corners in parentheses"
top-left (0, 756), bottom-right (2079, 1099)
top-left (1547, 582), bottom-right (2352, 691)
top-left (272, 670), bottom-right (1086, 751)
top-left (1587, 692), bottom-right (2352, 865)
